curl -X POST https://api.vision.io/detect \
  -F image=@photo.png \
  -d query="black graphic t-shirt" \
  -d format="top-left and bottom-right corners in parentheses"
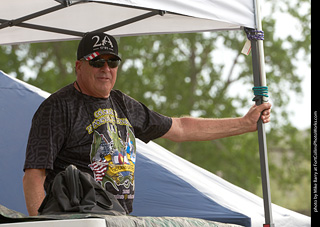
top-left (24, 84), bottom-right (172, 214)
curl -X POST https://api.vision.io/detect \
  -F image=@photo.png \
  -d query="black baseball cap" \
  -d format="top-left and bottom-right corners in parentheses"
top-left (77, 32), bottom-right (121, 61)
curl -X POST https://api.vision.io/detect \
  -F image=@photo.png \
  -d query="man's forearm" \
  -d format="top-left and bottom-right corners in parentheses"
top-left (23, 169), bottom-right (46, 216)
top-left (182, 116), bottom-right (251, 141)
top-left (162, 103), bottom-right (271, 142)
top-left (164, 116), bottom-right (250, 142)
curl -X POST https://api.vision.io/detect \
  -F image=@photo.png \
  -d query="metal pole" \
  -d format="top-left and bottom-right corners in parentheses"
top-left (251, 0), bottom-right (274, 226)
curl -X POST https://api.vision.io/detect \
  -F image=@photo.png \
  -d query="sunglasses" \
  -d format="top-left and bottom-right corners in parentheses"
top-left (87, 58), bottom-right (121, 68)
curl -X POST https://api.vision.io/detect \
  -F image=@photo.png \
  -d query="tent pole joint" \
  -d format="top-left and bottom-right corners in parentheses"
top-left (7, 20), bottom-right (13, 27)
top-left (159, 10), bottom-right (166, 16)
top-left (55, 0), bottom-right (72, 7)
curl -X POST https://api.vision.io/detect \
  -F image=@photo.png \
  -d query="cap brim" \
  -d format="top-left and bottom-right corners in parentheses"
top-left (96, 50), bottom-right (122, 61)
top-left (82, 51), bottom-right (121, 61)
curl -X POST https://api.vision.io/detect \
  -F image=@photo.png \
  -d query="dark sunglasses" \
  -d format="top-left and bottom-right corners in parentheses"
top-left (87, 58), bottom-right (121, 68)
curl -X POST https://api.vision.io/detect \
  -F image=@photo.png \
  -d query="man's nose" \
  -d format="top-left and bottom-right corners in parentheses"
top-left (100, 62), bottom-right (111, 71)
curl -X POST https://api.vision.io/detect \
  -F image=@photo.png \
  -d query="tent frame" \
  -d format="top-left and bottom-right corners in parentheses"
top-left (0, 0), bottom-right (167, 38)
top-left (251, 41), bottom-right (274, 227)
top-left (250, 0), bottom-right (274, 226)
top-left (0, 0), bottom-right (275, 226)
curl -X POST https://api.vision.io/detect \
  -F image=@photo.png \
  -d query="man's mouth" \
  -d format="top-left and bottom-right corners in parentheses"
top-left (97, 76), bottom-right (111, 81)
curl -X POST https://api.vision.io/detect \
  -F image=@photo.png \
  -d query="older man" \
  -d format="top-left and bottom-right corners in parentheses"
top-left (23, 32), bottom-right (271, 216)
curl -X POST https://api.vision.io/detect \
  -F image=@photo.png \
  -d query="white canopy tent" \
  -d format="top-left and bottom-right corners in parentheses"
top-left (0, 0), bottom-right (255, 45)
top-left (1, 0), bottom-right (274, 226)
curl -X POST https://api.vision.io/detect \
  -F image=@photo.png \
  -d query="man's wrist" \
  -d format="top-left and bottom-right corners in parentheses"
top-left (239, 116), bottom-right (257, 133)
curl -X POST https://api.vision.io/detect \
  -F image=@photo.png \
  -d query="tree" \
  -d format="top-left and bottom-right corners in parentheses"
top-left (0, 41), bottom-right (78, 93)
top-left (0, 0), bottom-right (310, 214)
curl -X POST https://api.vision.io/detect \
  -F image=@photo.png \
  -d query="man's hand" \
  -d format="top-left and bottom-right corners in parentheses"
top-left (242, 103), bottom-right (272, 132)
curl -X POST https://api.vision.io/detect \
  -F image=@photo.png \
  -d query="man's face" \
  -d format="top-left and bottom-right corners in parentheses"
top-left (75, 54), bottom-right (118, 98)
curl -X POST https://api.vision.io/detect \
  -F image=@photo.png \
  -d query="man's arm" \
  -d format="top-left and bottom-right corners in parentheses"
top-left (23, 168), bottom-right (46, 216)
top-left (162, 103), bottom-right (271, 142)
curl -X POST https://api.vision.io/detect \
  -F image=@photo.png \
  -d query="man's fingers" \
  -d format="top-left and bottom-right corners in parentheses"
top-left (256, 103), bottom-right (271, 123)
top-left (256, 102), bottom-right (271, 112)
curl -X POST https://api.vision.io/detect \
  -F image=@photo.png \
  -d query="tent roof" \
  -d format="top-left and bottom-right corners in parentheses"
top-left (0, 0), bottom-right (255, 45)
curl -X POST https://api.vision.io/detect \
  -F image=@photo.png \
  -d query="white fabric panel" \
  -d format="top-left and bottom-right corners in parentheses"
top-left (0, 0), bottom-right (255, 45)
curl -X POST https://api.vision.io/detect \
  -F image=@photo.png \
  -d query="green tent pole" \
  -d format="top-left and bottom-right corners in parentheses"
top-left (250, 0), bottom-right (275, 226)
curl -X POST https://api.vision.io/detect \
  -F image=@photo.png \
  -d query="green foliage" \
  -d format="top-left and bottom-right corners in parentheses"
top-left (0, 0), bottom-right (310, 215)
top-left (0, 41), bottom-right (78, 93)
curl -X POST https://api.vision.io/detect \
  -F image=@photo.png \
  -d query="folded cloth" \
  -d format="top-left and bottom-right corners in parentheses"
top-left (38, 165), bottom-right (126, 216)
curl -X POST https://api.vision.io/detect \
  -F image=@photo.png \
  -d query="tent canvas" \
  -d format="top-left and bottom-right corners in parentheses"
top-left (0, 71), bottom-right (311, 227)
top-left (0, 0), bottom-right (255, 45)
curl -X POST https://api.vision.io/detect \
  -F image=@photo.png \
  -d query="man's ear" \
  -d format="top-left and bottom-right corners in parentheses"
top-left (75, 60), bottom-right (82, 75)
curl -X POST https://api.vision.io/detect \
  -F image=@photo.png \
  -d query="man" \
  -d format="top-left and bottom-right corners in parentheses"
top-left (23, 32), bottom-right (271, 216)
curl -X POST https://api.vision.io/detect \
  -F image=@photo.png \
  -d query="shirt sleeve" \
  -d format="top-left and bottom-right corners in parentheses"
top-left (24, 95), bottom-right (67, 171)
top-left (113, 90), bottom-right (172, 143)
